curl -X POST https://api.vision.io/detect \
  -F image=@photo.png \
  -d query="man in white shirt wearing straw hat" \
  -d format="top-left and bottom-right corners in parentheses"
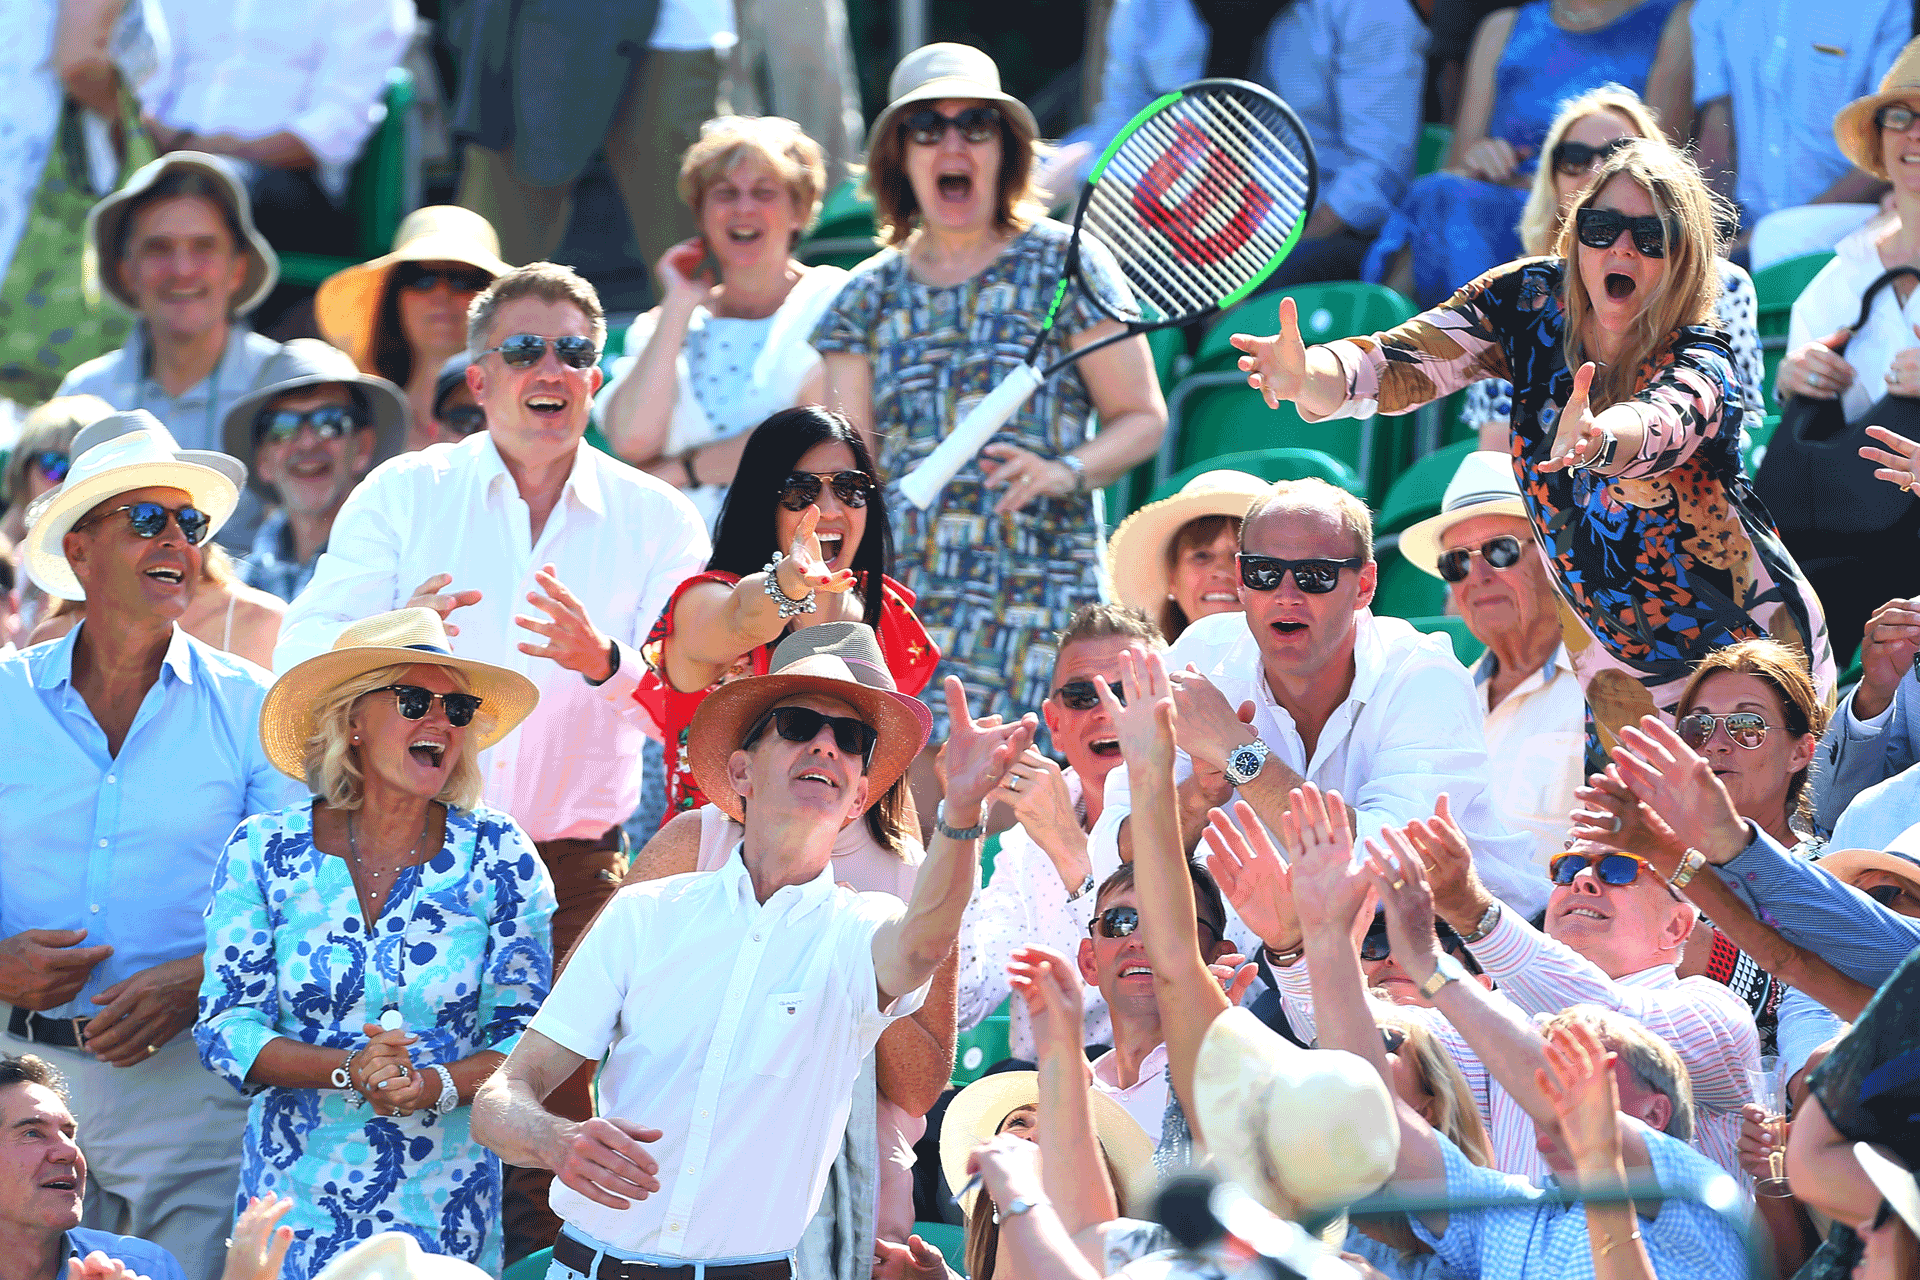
top-left (473, 624), bottom-right (1036, 1273)
top-left (0, 411), bottom-right (302, 1280)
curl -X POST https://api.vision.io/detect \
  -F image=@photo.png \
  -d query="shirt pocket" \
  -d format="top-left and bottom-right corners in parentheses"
top-left (740, 990), bottom-right (823, 1078)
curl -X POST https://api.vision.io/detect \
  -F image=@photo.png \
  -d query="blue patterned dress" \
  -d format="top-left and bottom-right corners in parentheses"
top-left (196, 803), bottom-right (556, 1280)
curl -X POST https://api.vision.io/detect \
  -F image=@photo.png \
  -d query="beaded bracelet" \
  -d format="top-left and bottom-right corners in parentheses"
top-left (762, 552), bottom-right (818, 620)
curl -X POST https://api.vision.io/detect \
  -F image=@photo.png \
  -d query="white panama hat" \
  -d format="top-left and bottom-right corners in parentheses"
top-left (1398, 451), bottom-right (1533, 580)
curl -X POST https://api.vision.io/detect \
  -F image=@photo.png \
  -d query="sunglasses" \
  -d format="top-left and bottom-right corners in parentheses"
top-left (1676, 711), bottom-right (1775, 751)
top-left (1088, 904), bottom-right (1221, 945)
top-left (438, 405), bottom-right (487, 437)
top-left (1551, 136), bottom-right (1633, 178)
top-left (367, 683), bottom-right (484, 727)
top-left (1380, 1026), bottom-right (1408, 1055)
top-left (1549, 851), bottom-right (1659, 886)
top-left (479, 334), bottom-right (601, 370)
top-left (72, 500), bottom-right (210, 546)
top-left (1865, 883), bottom-right (1916, 909)
top-left (32, 450), bottom-right (70, 482)
top-left (776, 470), bottom-right (873, 512)
top-left (742, 705), bottom-right (878, 769)
top-left (1237, 552), bottom-right (1365, 594)
top-left (1360, 917), bottom-right (1483, 972)
top-left (1877, 105), bottom-right (1920, 133)
top-left (397, 264), bottom-right (491, 294)
top-left (900, 106), bottom-right (1003, 147)
top-left (254, 403), bottom-right (366, 445)
top-left (1436, 534), bottom-right (1532, 583)
top-left (1055, 679), bottom-right (1124, 711)
top-left (1574, 207), bottom-right (1679, 258)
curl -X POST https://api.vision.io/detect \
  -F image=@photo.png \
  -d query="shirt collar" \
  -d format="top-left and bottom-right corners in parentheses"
top-left (718, 840), bottom-right (838, 921)
top-left (32, 621), bottom-right (196, 691)
top-left (1347, 610), bottom-right (1391, 706)
top-left (1473, 642), bottom-right (1568, 687)
top-left (475, 432), bottom-right (605, 516)
top-left (133, 320), bottom-right (251, 399)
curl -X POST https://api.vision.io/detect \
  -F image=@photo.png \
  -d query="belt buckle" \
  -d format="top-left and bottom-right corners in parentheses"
top-left (69, 1016), bottom-right (91, 1047)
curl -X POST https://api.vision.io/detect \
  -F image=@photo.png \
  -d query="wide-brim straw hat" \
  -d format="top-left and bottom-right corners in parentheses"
top-left (938, 1070), bottom-right (1155, 1216)
top-left (1106, 470), bottom-right (1272, 614)
top-left (21, 411), bottom-right (242, 601)
top-left (312, 1232), bottom-right (491, 1280)
top-left (1194, 1007), bottom-right (1400, 1219)
top-left (1838, 38), bottom-right (1920, 179)
top-left (688, 621), bottom-right (933, 823)
top-left (87, 152), bottom-right (279, 315)
top-left (221, 339), bottom-right (410, 500)
top-left (1819, 842), bottom-right (1920, 897)
top-left (315, 206), bottom-right (512, 371)
top-left (258, 608), bottom-right (539, 782)
top-left (1399, 450), bottom-right (1534, 580)
top-left (872, 43), bottom-right (1039, 153)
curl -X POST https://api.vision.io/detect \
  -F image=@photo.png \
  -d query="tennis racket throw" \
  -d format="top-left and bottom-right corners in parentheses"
top-left (897, 78), bottom-right (1317, 510)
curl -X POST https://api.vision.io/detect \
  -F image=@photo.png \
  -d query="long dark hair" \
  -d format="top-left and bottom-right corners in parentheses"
top-left (708, 406), bottom-right (892, 628)
top-left (371, 269), bottom-right (414, 387)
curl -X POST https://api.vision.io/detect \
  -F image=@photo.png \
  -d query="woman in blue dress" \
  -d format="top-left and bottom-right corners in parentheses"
top-left (196, 608), bottom-right (555, 1280)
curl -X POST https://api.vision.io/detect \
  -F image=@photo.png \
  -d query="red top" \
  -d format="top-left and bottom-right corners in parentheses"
top-left (634, 570), bottom-right (941, 824)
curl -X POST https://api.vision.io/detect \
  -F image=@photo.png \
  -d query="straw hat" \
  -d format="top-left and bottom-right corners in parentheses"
top-left (21, 411), bottom-right (242, 601)
top-left (689, 622), bottom-right (933, 822)
top-left (1106, 470), bottom-right (1271, 614)
top-left (315, 206), bottom-right (512, 371)
top-left (86, 152), bottom-right (279, 315)
top-left (311, 1232), bottom-right (490, 1280)
top-left (938, 1070), bottom-right (1155, 1216)
top-left (1818, 840), bottom-right (1920, 899)
top-left (1193, 1007), bottom-right (1399, 1219)
top-left (1398, 450), bottom-right (1533, 580)
top-left (220, 340), bottom-right (410, 500)
top-left (1837, 38), bottom-right (1920, 180)
top-left (258, 608), bottom-right (539, 783)
top-left (872, 44), bottom-right (1039, 152)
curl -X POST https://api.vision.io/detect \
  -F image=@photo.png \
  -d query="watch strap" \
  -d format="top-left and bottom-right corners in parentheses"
top-left (1066, 870), bottom-right (1096, 901)
top-left (1418, 954), bottom-right (1464, 1000)
top-left (935, 802), bottom-right (986, 842)
top-left (1668, 848), bottom-right (1707, 890)
top-left (430, 1063), bottom-right (458, 1115)
top-left (1224, 737), bottom-right (1272, 787)
top-left (1461, 900), bottom-right (1501, 944)
top-left (1263, 942), bottom-right (1304, 968)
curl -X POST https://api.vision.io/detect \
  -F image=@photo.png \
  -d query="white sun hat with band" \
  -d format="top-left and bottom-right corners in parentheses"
top-left (1398, 450), bottom-right (1533, 580)
top-left (938, 1070), bottom-right (1155, 1216)
top-left (86, 151), bottom-right (279, 315)
top-left (20, 410), bottom-right (242, 601)
top-left (873, 43), bottom-right (1039, 150)
top-left (1105, 469), bottom-right (1272, 614)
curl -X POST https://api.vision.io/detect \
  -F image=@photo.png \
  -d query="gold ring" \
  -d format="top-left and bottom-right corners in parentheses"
top-left (145, 1045), bottom-right (157, 1056)
top-left (1391, 878), bottom-right (1406, 891)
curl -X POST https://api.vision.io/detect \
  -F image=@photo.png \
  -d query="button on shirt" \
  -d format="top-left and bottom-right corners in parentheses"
top-left (0, 624), bottom-right (302, 1018)
top-left (1474, 644), bottom-right (1583, 872)
top-left (274, 434), bottom-right (710, 843)
top-left (529, 847), bottom-right (928, 1258)
top-left (1092, 1041), bottom-right (1170, 1140)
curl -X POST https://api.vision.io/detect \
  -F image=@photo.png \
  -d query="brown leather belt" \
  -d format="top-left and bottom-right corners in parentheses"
top-left (552, 1232), bottom-right (791, 1280)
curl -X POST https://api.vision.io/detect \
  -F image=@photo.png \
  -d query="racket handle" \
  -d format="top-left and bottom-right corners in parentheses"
top-left (898, 363), bottom-right (1047, 510)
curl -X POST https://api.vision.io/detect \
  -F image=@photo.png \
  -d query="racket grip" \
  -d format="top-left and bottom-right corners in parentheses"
top-left (897, 363), bottom-right (1047, 510)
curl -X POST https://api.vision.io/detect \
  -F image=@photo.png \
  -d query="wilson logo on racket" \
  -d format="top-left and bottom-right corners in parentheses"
top-left (1132, 118), bottom-right (1277, 266)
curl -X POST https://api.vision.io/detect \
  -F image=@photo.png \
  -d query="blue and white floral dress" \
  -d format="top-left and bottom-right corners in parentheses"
top-left (196, 802), bottom-right (556, 1280)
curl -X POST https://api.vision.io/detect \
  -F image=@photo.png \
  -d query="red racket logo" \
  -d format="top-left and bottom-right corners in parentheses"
top-left (1132, 118), bottom-right (1276, 265)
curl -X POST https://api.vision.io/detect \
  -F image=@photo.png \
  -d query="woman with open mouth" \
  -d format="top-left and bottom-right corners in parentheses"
top-left (1234, 136), bottom-right (1832, 748)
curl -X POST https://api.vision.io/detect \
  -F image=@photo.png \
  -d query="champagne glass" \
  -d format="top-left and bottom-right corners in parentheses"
top-left (1748, 1056), bottom-right (1792, 1198)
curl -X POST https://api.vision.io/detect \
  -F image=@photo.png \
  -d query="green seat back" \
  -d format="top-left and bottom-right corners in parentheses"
top-left (275, 69), bottom-right (417, 289)
top-left (1404, 614), bottom-right (1486, 664)
top-left (1375, 439), bottom-right (1477, 535)
top-left (952, 1002), bottom-right (1012, 1087)
top-left (1743, 412), bottom-right (1779, 474)
top-left (1193, 282), bottom-right (1417, 374)
top-left (1174, 386), bottom-right (1381, 502)
top-left (502, 1248), bottom-right (553, 1280)
top-left (914, 1222), bottom-right (969, 1275)
top-left (1417, 123), bottom-right (1453, 177)
top-left (1371, 551), bottom-right (1449, 620)
top-left (1149, 446), bottom-right (1365, 503)
top-left (1752, 251), bottom-right (1835, 415)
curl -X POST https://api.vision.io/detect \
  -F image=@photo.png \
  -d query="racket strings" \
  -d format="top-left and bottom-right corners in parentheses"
top-left (1119, 105), bottom-right (1309, 261)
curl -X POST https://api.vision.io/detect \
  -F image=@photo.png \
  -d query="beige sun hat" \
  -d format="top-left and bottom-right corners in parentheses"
top-left (1105, 470), bottom-right (1272, 614)
top-left (257, 608), bottom-right (539, 783)
top-left (1194, 1007), bottom-right (1400, 1219)
top-left (872, 43), bottom-right (1039, 153)
top-left (86, 152), bottom-right (279, 315)
top-left (1818, 836), bottom-right (1920, 900)
top-left (221, 340), bottom-right (410, 501)
top-left (1398, 450), bottom-right (1534, 580)
top-left (311, 1232), bottom-right (491, 1280)
top-left (1837, 38), bottom-right (1920, 180)
top-left (938, 1070), bottom-right (1156, 1216)
top-left (314, 206), bottom-right (512, 372)
top-left (20, 411), bottom-right (242, 601)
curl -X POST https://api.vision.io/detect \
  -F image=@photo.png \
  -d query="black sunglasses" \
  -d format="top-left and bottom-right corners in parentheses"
top-left (1437, 534), bottom-right (1531, 583)
top-left (900, 106), bottom-right (1002, 147)
top-left (367, 683), bottom-right (484, 727)
top-left (776, 470), bottom-right (873, 512)
top-left (1237, 552), bottom-right (1365, 594)
top-left (479, 334), bottom-right (601, 370)
top-left (1088, 904), bottom-right (1221, 945)
top-left (255, 403), bottom-right (366, 445)
top-left (438, 405), bottom-right (487, 437)
top-left (1574, 207), bottom-right (1679, 258)
top-left (1676, 711), bottom-right (1774, 751)
top-left (1360, 916), bottom-right (1483, 973)
top-left (396, 264), bottom-right (491, 294)
top-left (1055, 679), bottom-right (1124, 711)
top-left (1866, 883), bottom-right (1912, 908)
top-left (72, 500), bottom-right (210, 546)
top-left (32, 450), bottom-right (70, 482)
top-left (1877, 105), bottom-right (1920, 134)
top-left (1550, 136), bottom-right (1633, 178)
top-left (742, 705), bottom-right (878, 769)
top-left (1380, 1026), bottom-right (1408, 1055)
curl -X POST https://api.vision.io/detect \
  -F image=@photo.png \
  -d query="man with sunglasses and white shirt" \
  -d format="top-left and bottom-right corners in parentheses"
top-left (275, 262), bottom-right (709, 1257)
top-left (1400, 451), bottom-right (1582, 870)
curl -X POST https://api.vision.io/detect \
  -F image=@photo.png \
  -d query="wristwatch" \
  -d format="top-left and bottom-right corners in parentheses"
top-left (1417, 951), bottom-right (1470, 1000)
top-left (429, 1063), bottom-right (459, 1116)
top-left (1065, 870), bottom-right (1096, 901)
top-left (1668, 847), bottom-right (1708, 890)
top-left (1460, 900), bottom-right (1502, 944)
top-left (1223, 737), bottom-right (1273, 788)
top-left (935, 801), bottom-right (986, 842)
top-left (1057, 453), bottom-right (1087, 492)
top-left (1570, 427), bottom-right (1619, 474)
top-left (1003, 1196), bottom-right (1043, 1218)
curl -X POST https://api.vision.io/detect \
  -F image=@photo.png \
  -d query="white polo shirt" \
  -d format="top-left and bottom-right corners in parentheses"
top-left (529, 846), bottom-right (928, 1258)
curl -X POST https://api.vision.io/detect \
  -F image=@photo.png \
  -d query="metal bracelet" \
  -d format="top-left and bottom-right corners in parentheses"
top-left (430, 1063), bottom-right (458, 1116)
top-left (762, 553), bottom-right (818, 620)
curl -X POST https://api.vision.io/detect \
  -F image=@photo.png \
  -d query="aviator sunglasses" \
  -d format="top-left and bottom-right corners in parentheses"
top-left (1574, 207), bottom-right (1680, 258)
top-left (1437, 534), bottom-right (1532, 583)
top-left (438, 405), bottom-right (487, 437)
top-left (1237, 552), bottom-right (1365, 594)
top-left (1550, 136), bottom-right (1633, 178)
top-left (742, 705), bottom-right (879, 769)
top-left (776, 470), bottom-right (874, 511)
top-left (479, 334), bottom-right (601, 369)
top-left (72, 500), bottom-right (210, 546)
top-left (899, 106), bottom-right (1003, 147)
top-left (254, 404), bottom-right (366, 445)
top-left (367, 684), bottom-right (484, 727)
top-left (1676, 711), bottom-right (1777, 751)
top-left (1055, 679), bottom-right (1125, 711)
top-left (1089, 904), bottom-right (1220, 946)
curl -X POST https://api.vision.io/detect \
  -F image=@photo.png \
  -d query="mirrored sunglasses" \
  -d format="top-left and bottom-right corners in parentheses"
top-left (1676, 711), bottom-right (1773, 751)
top-left (900, 106), bottom-right (1002, 146)
top-left (1237, 552), bottom-right (1365, 594)
top-left (742, 705), bottom-right (878, 769)
top-left (1088, 904), bottom-right (1220, 944)
top-left (254, 403), bottom-right (366, 445)
top-left (480, 334), bottom-right (601, 369)
top-left (1055, 679), bottom-right (1124, 711)
top-left (73, 500), bottom-right (211, 546)
top-left (1550, 136), bottom-right (1632, 178)
top-left (1437, 534), bottom-right (1531, 583)
top-left (396, 264), bottom-right (492, 294)
top-left (32, 450), bottom-right (70, 482)
top-left (1549, 850), bottom-right (1656, 886)
top-left (775, 469), bottom-right (873, 512)
top-left (1574, 207), bottom-right (1679, 258)
top-left (367, 683), bottom-right (484, 727)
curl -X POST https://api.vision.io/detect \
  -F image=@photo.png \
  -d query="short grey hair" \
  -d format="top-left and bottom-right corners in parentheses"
top-left (0, 1053), bottom-right (68, 1100)
top-left (1542, 1005), bottom-right (1695, 1141)
top-left (466, 262), bottom-right (607, 360)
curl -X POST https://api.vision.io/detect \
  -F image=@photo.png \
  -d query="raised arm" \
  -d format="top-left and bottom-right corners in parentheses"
top-left (1009, 944), bottom-right (1119, 1239)
top-left (1539, 1020), bottom-right (1661, 1280)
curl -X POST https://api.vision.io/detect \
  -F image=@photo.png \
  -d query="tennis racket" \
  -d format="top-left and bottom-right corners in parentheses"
top-left (897, 78), bottom-right (1318, 510)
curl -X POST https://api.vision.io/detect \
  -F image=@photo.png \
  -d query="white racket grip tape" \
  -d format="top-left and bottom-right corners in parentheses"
top-left (897, 362), bottom-right (1047, 510)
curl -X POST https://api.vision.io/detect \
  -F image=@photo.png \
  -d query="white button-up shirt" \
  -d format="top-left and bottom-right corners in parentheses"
top-left (1475, 644), bottom-right (1584, 873)
top-left (1091, 1040), bottom-right (1170, 1141)
top-left (275, 434), bottom-right (709, 842)
top-left (1091, 611), bottom-right (1548, 919)
top-left (530, 846), bottom-right (927, 1258)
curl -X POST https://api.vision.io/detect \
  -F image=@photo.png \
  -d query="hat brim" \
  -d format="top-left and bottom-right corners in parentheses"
top-left (222, 372), bottom-right (411, 500)
top-left (1858, 1143), bottom-right (1920, 1239)
top-left (1818, 848), bottom-right (1920, 894)
top-left (872, 79), bottom-right (1040, 153)
top-left (1398, 497), bottom-right (1534, 579)
top-left (22, 459), bottom-right (241, 601)
top-left (1105, 481), bottom-right (1270, 613)
top-left (258, 643), bottom-right (540, 782)
top-left (687, 671), bottom-right (933, 822)
top-left (1837, 94), bottom-right (1906, 180)
top-left (315, 236), bottom-right (511, 371)
top-left (938, 1071), bottom-right (1155, 1216)
top-left (87, 153), bottom-right (279, 315)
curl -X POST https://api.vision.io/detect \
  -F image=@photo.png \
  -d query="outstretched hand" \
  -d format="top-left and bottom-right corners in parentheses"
top-left (1008, 944), bottom-right (1088, 1072)
top-left (1276, 785), bottom-right (1368, 934)
top-left (1360, 826), bottom-right (1445, 981)
top-left (1862, 424), bottom-right (1920, 493)
top-left (941, 678), bottom-right (1039, 814)
top-left (1202, 801), bottom-right (1301, 953)
top-left (1229, 295), bottom-right (1308, 409)
top-left (1396, 794), bottom-right (1493, 929)
top-left (1569, 765), bottom-right (1688, 873)
top-left (776, 505), bottom-right (859, 602)
top-left (1096, 647), bottom-right (1177, 775)
top-left (1537, 362), bottom-right (1605, 473)
top-left (1536, 1019), bottom-right (1627, 1172)
top-left (219, 1193), bottom-right (296, 1280)
top-left (1611, 716), bottom-right (1748, 864)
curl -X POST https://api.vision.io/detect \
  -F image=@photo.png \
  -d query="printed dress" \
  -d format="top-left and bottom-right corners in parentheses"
top-left (811, 219), bottom-right (1129, 740)
top-left (196, 803), bottom-right (556, 1280)
top-left (1321, 257), bottom-right (1833, 745)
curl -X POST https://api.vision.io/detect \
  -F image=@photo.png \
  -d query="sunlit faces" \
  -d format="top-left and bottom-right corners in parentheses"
top-left (467, 295), bottom-right (604, 470)
top-left (902, 97), bottom-right (1003, 234)
top-left (253, 384), bottom-right (376, 519)
top-left (1236, 500), bottom-right (1375, 681)
top-left (1677, 671), bottom-right (1813, 826)
top-left (1545, 837), bottom-right (1692, 978)
top-left (1042, 635), bottom-right (1156, 788)
top-left (0, 1081), bottom-right (85, 1233)
top-left (1574, 173), bottom-right (1668, 335)
top-left (62, 483), bottom-right (202, 621)
top-left (1169, 521), bottom-right (1243, 627)
top-left (996, 1103), bottom-right (1039, 1144)
top-left (397, 260), bottom-right (486, 361)
top-left (1077, 884), bottom-right (1158, 1019)
top-left (1440, 512), bottom-right (1555, 646)
top-left (701, 154), bottom-right (806, 265)
top-left (1880, 97), bottom-right (1920, 198)
top-left (116, 194), bottom-right (248, 343)
top-left (349, 663), bottom-right (471, 799)
top-left (770, 440), bottom-right (869, 575)
top-left (728, 692), bottom-right (874, 823)
top-left (1552, 110), bottom-right (1640, 219)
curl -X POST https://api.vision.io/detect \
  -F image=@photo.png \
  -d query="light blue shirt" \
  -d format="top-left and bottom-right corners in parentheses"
top-left (1830, 761), bottom-right (1920, 853)
top-left (1065, 0), bottom-right (1428, 234)
top-left (1690, 0), bottom-right (1907, 222)
top-left (1713, 826), bottom-right (1920, 988)
top-left (0, 623), bottom-right (302, 1018)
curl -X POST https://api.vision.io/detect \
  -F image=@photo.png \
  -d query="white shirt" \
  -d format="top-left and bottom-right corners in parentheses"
top-left (649, 0), bottom-right (738, 50)
top-left (529, 846), bottom-right (927, 1258)
top-left (275, 434), bottom-right (710, 842)
top-left (1787, 215), bottom-right (1919, 423)
top-left (1474, 644), bottom-right (1584, 873)
top-left (1090, 611), bottom-right (1549, 919)
top-left (1091, 1041), bottom-right (1170, 1141)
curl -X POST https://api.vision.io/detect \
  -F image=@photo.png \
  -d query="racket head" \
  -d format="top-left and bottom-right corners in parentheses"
top-left (1073, 78), bottom-right (1319, 328)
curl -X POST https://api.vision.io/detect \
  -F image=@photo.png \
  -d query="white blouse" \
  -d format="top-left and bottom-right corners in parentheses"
top-left (1788, 214), bottom-right (1920, 423)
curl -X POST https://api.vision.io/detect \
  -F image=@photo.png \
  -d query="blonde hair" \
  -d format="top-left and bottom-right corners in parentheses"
top-left (303, 663), bottom-right (489, 811)
top-left (678, 116), bottom-right (829, 244)
top-left (1542, 1005), bottom-right (1696, 1141)
top-left (864, 98), bottom-right (1045, 249)
top-left (1518, 86), bottom-right (1663, 256)
top-left (1242, 477), bottom-right (1375, 560)
top-left (1555, 138), bottom-right (1727, 413)
top-left (1376, 1004), bottom-right (1494, 1167)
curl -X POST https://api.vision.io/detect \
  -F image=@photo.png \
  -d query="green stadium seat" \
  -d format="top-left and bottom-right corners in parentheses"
top-left (1371, 553), bottom-right (1449, 620)
top-left (1417, 123), bottom-right (1453, 177)
top-left (953, 1001), bottom-right (1012, 1087)
top-left (1405, 614), bottom-right (1486, 664)
top-left (1753, 251), bottom-right (1835, 415)
top-left (1148, 446), bottom-right (1365, 503)
top-left (798, 178), bottom-right (879, 269)
top-left (1165, 383), bottom-right (1384, 502)
top-left (502, 1248), bottom-right (552, 1280)
top-left (276, 69), bottom-right (418, 289)
top-left (914, 1222), bottom-right (969, 1275)
top-left (1743, 412), bottom-right (1779, 474)
top-left (1370, 439), bottom-right (1477, 620)
top-left (1193, 282), bottom-right (1417, 374)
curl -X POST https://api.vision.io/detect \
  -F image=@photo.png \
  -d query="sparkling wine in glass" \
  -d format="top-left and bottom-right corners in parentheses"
top-left (1748, 1056), bottom-right (1792, 1198)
